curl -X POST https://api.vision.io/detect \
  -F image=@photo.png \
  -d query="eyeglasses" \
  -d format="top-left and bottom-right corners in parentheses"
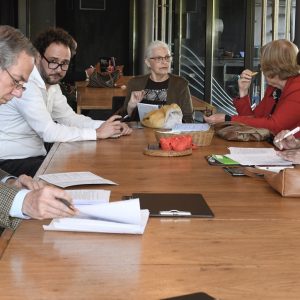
top-left (42, 55), bottom-right (70, 71)
top-left (149, 55), bottom-right (172, 63)
top-left (4, 69), bottom-right (26, 91)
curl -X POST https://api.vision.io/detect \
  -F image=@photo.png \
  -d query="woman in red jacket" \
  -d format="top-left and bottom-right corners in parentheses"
top-left (204, 39), bottom-right (300, 137)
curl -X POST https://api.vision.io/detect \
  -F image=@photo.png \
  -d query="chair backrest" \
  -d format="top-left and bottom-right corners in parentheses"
top-left (111, 96), bottom-right (126, 114)
top-left (191, 95), bottom-right (216, 115)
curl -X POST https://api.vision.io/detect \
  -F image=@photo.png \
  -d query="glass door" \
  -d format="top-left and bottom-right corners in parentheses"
top-left (211, 0), bottom-right (247, 114)
top-left (168, 0), bottom-right (295, 113)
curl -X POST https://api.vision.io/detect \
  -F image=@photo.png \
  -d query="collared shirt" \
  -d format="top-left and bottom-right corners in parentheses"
top-left (0, 66), bottom-right (103, 159)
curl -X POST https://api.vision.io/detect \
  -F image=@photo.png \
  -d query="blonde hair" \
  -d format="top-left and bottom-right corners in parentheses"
top-left (261, 39), bottom-right (300, 79)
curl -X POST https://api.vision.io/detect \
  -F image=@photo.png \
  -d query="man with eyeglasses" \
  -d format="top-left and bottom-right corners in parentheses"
top-left (0, 27), bottom-right (132, 177)
top-left (117, 40), bottom-right (193, 122)
top-left (0, 25), bottom-right (77, 232)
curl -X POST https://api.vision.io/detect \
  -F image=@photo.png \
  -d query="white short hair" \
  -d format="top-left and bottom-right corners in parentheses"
top-left (145, 40), bottom-right (171, 59)
top-left (0, 25), bottom-right (36, 70)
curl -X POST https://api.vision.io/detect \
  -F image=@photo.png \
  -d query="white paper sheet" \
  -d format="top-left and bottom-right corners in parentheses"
top-left (39, 172), bottom-right (117, 188)
top-left (171, 123), bottom-right (210, 132)
top-left (255, 166), bottom-right (294, 173)
top-left (226, 147), bottom-right (293, 166)
top-left (77, 198), bottom-right (142, 224)
top-left (67, 189), bottom-right (110, 205)
top-left (43, 199), bottom-right (150, 235)
top-left (137, 103), bottom-right (160, 121)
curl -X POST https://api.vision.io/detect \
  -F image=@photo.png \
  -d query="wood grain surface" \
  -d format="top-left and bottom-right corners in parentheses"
top-left (1, 128), bottom-right (300, 300)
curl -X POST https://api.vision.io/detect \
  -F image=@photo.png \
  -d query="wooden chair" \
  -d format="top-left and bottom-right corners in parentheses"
top-left (191, 95), bottom-right (217, 116)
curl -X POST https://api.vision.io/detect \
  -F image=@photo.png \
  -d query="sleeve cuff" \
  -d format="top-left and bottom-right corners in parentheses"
top-left (1, 175), bottom-right (16, 183)
top-left (9, 189), bottom-right (31, 219)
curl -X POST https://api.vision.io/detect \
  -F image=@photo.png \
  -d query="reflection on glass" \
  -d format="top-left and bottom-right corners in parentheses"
top-left (177, 0), bottom-right (295, 114)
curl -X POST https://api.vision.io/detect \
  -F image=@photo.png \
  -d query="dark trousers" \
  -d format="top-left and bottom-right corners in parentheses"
top-left (0, 156), bottom-right (45, 177)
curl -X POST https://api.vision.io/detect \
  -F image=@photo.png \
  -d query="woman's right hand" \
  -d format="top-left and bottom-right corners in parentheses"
top-left (127, 90), bottom-right (145, 115)
top-left (238, 69), bottom-right (253, 98)
top-left (273, 130), bottom-right (300, 150)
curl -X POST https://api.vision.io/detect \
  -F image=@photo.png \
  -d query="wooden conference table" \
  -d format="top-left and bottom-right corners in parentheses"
top-left (1, 128), bottom-right (300, 299)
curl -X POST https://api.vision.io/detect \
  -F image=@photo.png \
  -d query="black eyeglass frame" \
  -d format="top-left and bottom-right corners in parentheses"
top-left (42, 55), bottom-right (70, 71)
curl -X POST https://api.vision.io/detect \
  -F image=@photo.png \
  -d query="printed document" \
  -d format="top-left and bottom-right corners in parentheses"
top-left (226, 147), bottom-right (293, 166)
top-left (171, 123), bottom-right (210, 132)
top-left (39, 171), bottom-right (117, 188)
top-left (67, 189), bottom-right (110, 205)
top-left (43, 198), bottom-right (150, 235)
top-left (137, 103), bottom-right (160, 121)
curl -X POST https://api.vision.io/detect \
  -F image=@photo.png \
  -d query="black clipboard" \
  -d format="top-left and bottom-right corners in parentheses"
top-left (130, 193), bottom-right (214, 218)
top-left (161, 292), bottom-right (216, 300)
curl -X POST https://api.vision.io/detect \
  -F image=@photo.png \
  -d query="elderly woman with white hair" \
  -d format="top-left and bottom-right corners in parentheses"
top-left (118, 40), bottom-right (194, 122)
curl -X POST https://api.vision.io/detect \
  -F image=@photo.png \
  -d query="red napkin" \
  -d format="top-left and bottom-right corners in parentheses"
top-left (159, 135), bottom-right (196, 151)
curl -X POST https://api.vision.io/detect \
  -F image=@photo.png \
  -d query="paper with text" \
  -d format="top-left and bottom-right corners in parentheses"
top-left (43, 199), bottom-right (150, 235)
top-left (67, 189), bottom-right (110, 205)
top-left (171, 123), bottom-right (210, 132)
top-left (137, 103), bottom-right (160, 121)
top-left (39, 172), bottom-right (117, 188)
top-left (226, 147), bottom-right (293, 166)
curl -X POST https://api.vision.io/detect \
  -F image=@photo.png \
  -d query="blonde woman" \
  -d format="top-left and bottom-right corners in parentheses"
top-left (205, 39), bottom-right (300, 137)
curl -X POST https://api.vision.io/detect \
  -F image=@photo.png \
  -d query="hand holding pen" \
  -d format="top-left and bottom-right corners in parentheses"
top-left (22, 186), bottom-right (77, 220)
top-left (273, 127), bottom-right (300, 150)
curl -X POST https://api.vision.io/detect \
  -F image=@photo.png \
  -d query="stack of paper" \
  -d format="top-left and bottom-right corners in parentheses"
top-left (43, 199), bottom-right (150, 235)
top-left (67, 189), bottom-right (110, 205)
top-left (39, 171), bottom-right (117, 188)
top-left (225, 147), bottom-right (293, 166)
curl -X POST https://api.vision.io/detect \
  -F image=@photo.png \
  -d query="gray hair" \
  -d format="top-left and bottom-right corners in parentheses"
top-left (145, 40), bottom-right (171, 59)
top-left (0, 25), bottom-right (37, 70)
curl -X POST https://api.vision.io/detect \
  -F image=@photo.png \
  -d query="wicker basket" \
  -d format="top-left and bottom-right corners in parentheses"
top-left (154, 128), bottom-right (214, 146)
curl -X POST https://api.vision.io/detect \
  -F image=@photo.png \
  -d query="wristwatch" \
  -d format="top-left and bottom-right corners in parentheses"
top-left (225, 115), bottom-right (232, 121)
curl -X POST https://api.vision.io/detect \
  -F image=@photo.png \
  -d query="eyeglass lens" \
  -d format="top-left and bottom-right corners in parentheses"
top-left (5, 69), bottom-right (26, 91)
top-left (43, 55), bottom-right (69, 71)
top-left (150, 56), bottom-right (172, 63)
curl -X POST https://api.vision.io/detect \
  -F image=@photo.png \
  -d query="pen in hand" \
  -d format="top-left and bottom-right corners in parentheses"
top-left (274, 126), bottom-right (300, 143)
top-left (120, 115), bottom-right (130, 122)
top-left (56, 197), bottom-right (75, 211)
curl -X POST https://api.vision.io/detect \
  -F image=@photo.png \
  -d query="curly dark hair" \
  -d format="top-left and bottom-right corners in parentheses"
top-left (33, 27), bottom-right (75, 57)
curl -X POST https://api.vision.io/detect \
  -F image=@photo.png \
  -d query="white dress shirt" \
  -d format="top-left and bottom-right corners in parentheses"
top-left (0, 66), bottom-right (104, 159)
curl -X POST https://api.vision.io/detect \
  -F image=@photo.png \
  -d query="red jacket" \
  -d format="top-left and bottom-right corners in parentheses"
top-left (231, 75), bottom-right (300, 137)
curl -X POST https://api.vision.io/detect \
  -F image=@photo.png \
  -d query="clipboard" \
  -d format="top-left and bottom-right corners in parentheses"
top-left (162, 292), bottom-right (216, 300)
top-left (130, 193), bottom-right (214, 218)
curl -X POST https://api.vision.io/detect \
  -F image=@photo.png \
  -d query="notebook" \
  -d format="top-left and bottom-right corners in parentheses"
top-left (206, 155), bottom-right (240, 166)
top-left (130, 193), bottom-right (214, 218)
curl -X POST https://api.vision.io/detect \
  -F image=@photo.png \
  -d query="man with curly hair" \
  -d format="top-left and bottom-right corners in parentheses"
top-left (0, 25), bottom-right (77, 232)
top-left (0, 27), bottom-right (132, 177)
